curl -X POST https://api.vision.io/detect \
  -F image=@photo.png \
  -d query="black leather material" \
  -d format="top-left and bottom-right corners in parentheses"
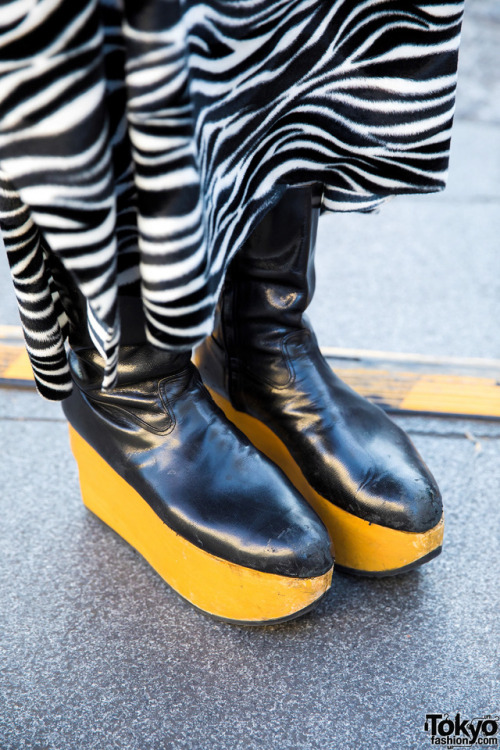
top-left (206, 184), bottom-right (443, 533)
top-left (62, 343), bottom-right (333, 578)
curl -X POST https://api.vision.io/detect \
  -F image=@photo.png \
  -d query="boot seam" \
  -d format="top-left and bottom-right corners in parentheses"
top-left (78, 387), bottom-right (177, 436)
top-left (236, 332), bottom-right (298, 390)
top-left (223, 272), bottom-right (246, 410)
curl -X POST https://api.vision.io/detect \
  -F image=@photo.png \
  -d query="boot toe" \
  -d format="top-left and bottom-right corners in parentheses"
top-left (257, 505), bottom-right (333, 579)
top-left (64, 350), bottom-right (334, 623)
top-left (354, 469), bottom-right (443, 533)
top-left (200, 460), bottom-right (334, 579)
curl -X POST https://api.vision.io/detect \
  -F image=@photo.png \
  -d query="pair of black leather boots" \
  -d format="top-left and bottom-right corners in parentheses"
top-left (62, 185), bottom-right (443, 624)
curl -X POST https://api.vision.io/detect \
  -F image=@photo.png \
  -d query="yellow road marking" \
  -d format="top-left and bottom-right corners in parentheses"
top-left (334, 368), bottom-right (500, 417)
top-left (0, 342), bottom-right (499, 418)
top-left (0, 345), bottom-right (33, 382)
top-left (400, 375), bottom-right (500, 417)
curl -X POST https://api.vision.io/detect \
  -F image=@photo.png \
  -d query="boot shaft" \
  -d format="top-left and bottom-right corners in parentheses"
top-left (213, 184), bottom-right (321, 394)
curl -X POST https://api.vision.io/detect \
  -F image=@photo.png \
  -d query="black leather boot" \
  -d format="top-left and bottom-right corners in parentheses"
top-left (195, 185), bottom-right (444, 576)
top-left (61, 298), bottom-right (333, 624)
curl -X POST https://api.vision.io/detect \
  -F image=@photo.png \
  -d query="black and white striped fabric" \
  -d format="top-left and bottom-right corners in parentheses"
top-left (0, 0), bottom-right (463, 400)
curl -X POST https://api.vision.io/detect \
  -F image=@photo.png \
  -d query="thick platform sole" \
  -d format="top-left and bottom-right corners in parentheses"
top-left (204, 390), bottom-right (444, 576)
top-left (68, 426), bottom-right (332, 624)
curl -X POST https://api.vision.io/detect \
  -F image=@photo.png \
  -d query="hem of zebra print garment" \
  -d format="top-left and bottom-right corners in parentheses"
top-left (15, 178), bottom-right (448, 403)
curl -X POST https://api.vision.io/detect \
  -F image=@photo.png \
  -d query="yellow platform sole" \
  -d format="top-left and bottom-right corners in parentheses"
top-left (206, 390), bottom-right (444, 576)
top-left (68, 426), bottom-right (332, 624)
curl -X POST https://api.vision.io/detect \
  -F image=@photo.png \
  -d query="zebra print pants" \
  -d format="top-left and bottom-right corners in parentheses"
top-left (0, 0), bottom-right (463, 400)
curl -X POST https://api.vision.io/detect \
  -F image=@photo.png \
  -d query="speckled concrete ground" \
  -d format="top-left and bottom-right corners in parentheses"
top-left (0, 3), bottom-right (499, 749)
top-left (0, 400), bottom-right (498, 750)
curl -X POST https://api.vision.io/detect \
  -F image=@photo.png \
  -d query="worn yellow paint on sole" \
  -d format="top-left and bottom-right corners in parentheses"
top-left (207, 389), bottom-right (444, 575)
top-left (68, 425), bottom-right (332, 623)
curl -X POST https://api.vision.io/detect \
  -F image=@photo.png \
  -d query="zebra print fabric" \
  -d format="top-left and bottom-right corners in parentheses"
top-left (0, 0), bottom-right (463, 400)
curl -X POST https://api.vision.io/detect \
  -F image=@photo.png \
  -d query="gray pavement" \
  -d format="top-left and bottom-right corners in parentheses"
top-left (0, 399), bottom-right (499, 750)
top-left (1, 3), bottom-right (499, 749)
